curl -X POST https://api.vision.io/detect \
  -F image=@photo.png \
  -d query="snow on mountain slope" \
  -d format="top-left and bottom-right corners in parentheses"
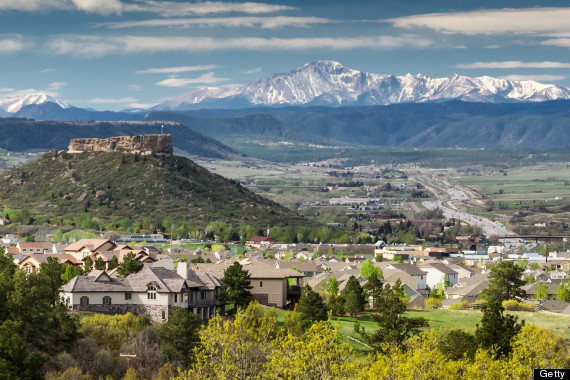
top-left (0, 93), bottom-right (68, 113)
top-left (153, 60), bottom-right (570, 110)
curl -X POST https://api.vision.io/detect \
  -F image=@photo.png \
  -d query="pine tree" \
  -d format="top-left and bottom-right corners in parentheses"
top-left (363, 271), bottom-right (383, 308)
top-left (218, 261), bottom-right (254, 314)
top-left (341, 275), bottom-right (366, 316)
top-left (108, 255), bottom-right (119, 270)
top-left (475, 301), bottom-right (524, 358)
top-left (296, 285), bottom-right (328, 330)
top-left (116, 252), bottom-right (144, 277)
top-left (83, 257), bottom-right (93, 273)
top-left (482, 261), bottom-right (526, 303)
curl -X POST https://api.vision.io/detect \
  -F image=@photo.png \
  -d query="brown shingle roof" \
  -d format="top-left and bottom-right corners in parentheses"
top-left (419, 262), bottom-right (458, 275)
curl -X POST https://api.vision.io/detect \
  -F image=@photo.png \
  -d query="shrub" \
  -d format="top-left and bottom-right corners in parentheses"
top-left (425, 298), bottom-right (442, 309)
top-left (449, 301), bottom-right (471, 310)
top-left (502, 300), bottom-right (535, 312)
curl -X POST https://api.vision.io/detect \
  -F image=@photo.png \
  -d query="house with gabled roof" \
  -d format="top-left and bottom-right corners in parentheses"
top-left (193, 259), bottom-right (304, 308)
top-left (418, 262), bottom-right (459, 288)
top-left (378, 262), bottom-right (428, 289)
top-left (60, 262), bottom-right (222, 322)
top-left (64, 239), bottom-right (116, 261)
top-left (16, 241), bottom-right (51, 254)
top-left (18, 253), bottom-right (81, 273)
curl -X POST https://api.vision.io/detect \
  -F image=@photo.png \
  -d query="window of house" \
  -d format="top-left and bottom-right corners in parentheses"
top-left (259, 281), bottom-right (263, 288)
top-left (189, 292), bottom-right (194, 304)
top-left (183, 293), bottom-right (188, 302)
top-left (103, 296), bottom-right (111, 305)
top-left (200, 291), bottom-right (206, 300)
top-left (147, 284), bottom-right (157, 300)
top-left (174, 293), bottom-right (178, 303)
top-left (125, 292), bottom-right (132, 300)
top-left (80, 296), bottom-right (89, 305)
top-left (161, 310), bottom-right (166, 320)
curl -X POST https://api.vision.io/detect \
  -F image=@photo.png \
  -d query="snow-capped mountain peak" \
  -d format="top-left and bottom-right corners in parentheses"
top-left (0, 93), bottom-right (68, 114)
top-left (153, 61), bottom-right (570, 110)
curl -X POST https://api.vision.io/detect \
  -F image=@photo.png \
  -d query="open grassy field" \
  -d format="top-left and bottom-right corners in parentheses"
top-left (275, 308), bottom-right (570, 356)
top-left (455, 163), bottom-right (570, 202)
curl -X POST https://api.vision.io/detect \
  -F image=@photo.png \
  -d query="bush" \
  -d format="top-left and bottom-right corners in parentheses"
top-left (425, 298), bottom-right (442, 309)
top-left (502, 300), bottom-right (535, 312)
top-left (449, 301), bottom-right (471, 310)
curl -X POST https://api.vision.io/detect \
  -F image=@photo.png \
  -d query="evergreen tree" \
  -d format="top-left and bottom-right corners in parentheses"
top-left (363, 271), bottom-right (383, 308)
top-left (108, 255), bottom-right (119, 270)
top-left (94, 257), bottom-right (106, 270)
top-left (157, 306), bottom-right (202, 369)
top-left (218, 262), bottom-right (254, 314)
top-left (481, 261), bottom-right (526, 303)
top-left (296, 285), bottom-right (328, 330)
top-left (341, 276), bottom-right (366, 316)
top-left (475, 301), bottom-right (524, 358)
top-left (83, 257), bottom-right (93, 273)
top-left (328, 293), bottom-right (346, 316)
top-left (359, 280), bottom-right (427, 349)
top-left (116, 252), bottom-right (144, 277)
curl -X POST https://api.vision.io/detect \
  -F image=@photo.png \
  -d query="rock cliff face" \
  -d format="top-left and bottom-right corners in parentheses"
top-left (68, 134), bottom-right (172, 155)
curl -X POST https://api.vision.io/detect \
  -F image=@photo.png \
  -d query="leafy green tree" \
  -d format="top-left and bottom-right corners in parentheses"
top-left (481, 260), bottom-right (526, 303)
top-left (296, 285), bottom-right (328, 330)
top-left (116, 252), bottom-right (144, 277)
top-left (475, 301), bottom-right (524, 358)
top-left (556, 282), bottom-right (570, 302)
top-left (157, 306), bottom-right (202, 369)
top-left (363, 271), bottom-right (383, 308)
top-left (218, 261), bottom-right (254, 314)
top-left (108, 255), bottom-right (119, 270)
top-left (359, 258), bottom-right (379, 279)
top-left (53, 229), bottom-right (64, 243)
top-left (358, 280), bottom-right (427, 349)
top-left (341, 276), bottom-right (366, 316)
top-left (62, 264), bottom-right (83, 283)
top-left (534, 283), bottom-right (548, 300)
top-left (325, 276), bottom-right (339, 295)
top-left (0, 251), bottom-right (17, 322)
top-left (0, 320), bottom-right (46, 379)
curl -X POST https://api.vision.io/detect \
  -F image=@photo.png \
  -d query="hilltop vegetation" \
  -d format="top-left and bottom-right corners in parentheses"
top-left (0, 150), bottom-right (307, 230)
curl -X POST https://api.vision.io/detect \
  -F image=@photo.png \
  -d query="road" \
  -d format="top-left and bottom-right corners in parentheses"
top-left (412, 176), bottom-right (523, 251)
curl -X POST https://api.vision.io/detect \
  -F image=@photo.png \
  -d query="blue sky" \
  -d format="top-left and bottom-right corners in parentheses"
top-left (2, 0), bottom-right (570, 110)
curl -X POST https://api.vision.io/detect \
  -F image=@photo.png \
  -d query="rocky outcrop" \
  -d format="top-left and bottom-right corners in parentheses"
top-left (68, 134), bottom-right (172, 155)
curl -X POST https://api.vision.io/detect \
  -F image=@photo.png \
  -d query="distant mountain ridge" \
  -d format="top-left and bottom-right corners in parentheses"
top-left (0, 93), bottom-right (68, 114)
top-left (154, 60), bottom-right (570, 110)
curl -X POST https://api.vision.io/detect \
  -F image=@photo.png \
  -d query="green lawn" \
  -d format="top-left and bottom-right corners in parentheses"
top-left (274, 308), bottom-right (570, 356)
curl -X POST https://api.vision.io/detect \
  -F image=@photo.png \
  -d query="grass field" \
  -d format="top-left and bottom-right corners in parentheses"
top-left (456, 164), bottom-right (570, 202)
top-left (274, 308), bottom-right (570, 356)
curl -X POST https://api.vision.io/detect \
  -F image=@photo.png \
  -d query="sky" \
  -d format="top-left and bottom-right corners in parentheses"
top-left (2, 0), bottom-right (570, 111)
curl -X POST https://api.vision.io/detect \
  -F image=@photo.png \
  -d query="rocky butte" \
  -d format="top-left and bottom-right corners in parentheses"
top-left (68, 134), bottom-right (173, 155)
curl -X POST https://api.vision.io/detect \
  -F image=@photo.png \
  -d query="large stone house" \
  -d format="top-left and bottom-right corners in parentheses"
top-left (193, 259), bottom-right (304, 308)
top-left (60, 262), bottom-right (222, 322)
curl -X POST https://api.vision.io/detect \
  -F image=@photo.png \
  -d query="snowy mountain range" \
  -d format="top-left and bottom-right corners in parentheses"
top-left (3, 61), bottom-right (570, 116)
top-left (153, 60), bottom-right (570, 110)
top-left (0, 93), bottom-right (68, 115)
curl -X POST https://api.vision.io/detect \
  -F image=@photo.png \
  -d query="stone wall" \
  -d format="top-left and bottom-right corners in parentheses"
top-left (68, 134), bottom-right (172, 155)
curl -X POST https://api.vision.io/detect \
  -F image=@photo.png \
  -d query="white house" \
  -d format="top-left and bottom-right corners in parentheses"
top-left (418, 262), bottom-right (459, 289)
top-left (378, 262), bottom-right (428, 290)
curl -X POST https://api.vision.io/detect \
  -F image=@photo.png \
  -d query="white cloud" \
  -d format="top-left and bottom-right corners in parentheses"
top-left (499, 74), bottom-right (566, 82)
top-left (40, 68), bottom-right (56, 73)
top-left (0, 88), bottom-right (14, 92)
top-left (99, 16), bottom-right (333, 29)
top-left (71, 0), bottom-right (121, 15)
top-left (542, 38), bottom-right (570, 48)
top-left (0, 0), bottom-right (121, 14)
top-left (86, 96), bottom-right (138, 103)
top-left (155, 72), bottom-right (229, 87)
top-left (242, 67), bottom-right (262, 74)
top-left (47, 81), bottom-right (67, 89)
top-left (47, 35), bottom-right (433, 57)
top-left (1, 88), bottom-right (59, 97)
top-left (456, 61), bottom-right (570, 69)
top-left (0, 35), bottom-right (29, 53)
top-left (122, 1), bottom-right (295, 17)
top-left (386, 7), bottom-right (570, 35)
top-left (128, 84), bottom-right (142, 92)
top-left (136, 64), bottom-right (220, 74)
top-left (125, 102), bottom-right (152, 109)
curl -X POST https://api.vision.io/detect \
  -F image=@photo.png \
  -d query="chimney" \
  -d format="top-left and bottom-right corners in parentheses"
top-left (177, 261), bottom-right (188, 279)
